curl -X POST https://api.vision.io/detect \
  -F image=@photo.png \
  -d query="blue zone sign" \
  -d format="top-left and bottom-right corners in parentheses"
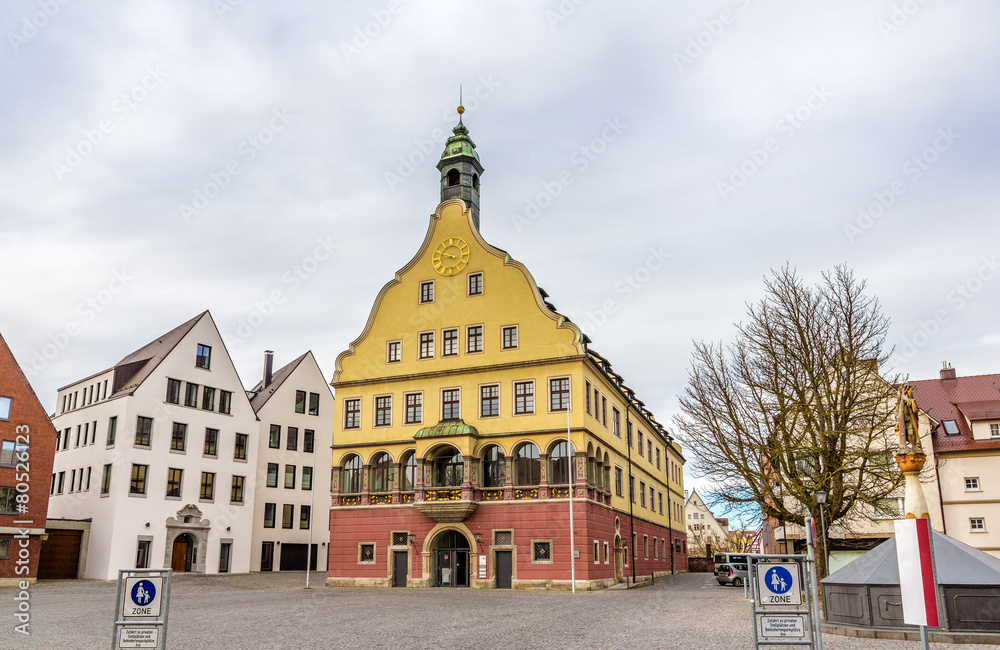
top-left (757, 563), bottom-right (801, 605)
top-left (122, 577), bottom-right (163, 618)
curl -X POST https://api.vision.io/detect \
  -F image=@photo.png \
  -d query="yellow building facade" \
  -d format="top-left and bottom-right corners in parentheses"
top-left (327, 112), bottom-right (686, 589)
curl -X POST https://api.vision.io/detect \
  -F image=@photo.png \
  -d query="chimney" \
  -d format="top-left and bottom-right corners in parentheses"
top-left (941, 361), bottom-right (956, 381)
top-left (264, 350), bottom-right (274, 387)
top-left (684, 489), bottom-right (689, 500)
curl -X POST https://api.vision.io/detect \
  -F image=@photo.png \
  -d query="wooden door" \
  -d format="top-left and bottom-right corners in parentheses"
top-left (393, 551), bottom-right (408, 587)
top-left (171, 537), bottom-right (188, 571)
top-left (495, 551), bottom-right (512, 589)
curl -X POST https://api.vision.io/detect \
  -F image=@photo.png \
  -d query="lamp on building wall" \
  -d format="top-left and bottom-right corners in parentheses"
top-left (814, 489), bottom-right (829, 574)
top-left (474, 533), bottom-right (482, 543)
top-left (408, 533), bottom-right (416, 546)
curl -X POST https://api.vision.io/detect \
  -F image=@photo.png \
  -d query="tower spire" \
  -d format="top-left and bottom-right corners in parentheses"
top-left (437, 92), bottom-right (484, 230)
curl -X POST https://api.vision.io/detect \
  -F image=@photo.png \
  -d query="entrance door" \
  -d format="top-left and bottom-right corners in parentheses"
top-left (495, 550), bottom-right (512, 589)
top-left (393, 551), bottom-right (408, 587)
top-left (432, 530), bottom-right (470, 587)
top-left (172, 534), bottom-right (193, 572)
top-left (614, 536), bottom-right (623, 583)
top-left (261, 541), bottom-right (274, 571)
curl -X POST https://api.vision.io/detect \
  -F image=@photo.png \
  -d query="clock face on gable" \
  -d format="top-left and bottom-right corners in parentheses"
top-left (432, 237), bottom-right (471, 276)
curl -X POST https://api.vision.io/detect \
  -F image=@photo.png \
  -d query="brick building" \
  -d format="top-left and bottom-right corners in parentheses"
top-left (0, 332), bottom-right (57, 585)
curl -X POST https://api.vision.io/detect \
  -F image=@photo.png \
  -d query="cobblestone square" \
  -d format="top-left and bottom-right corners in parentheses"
top-left (2, 572), bottom-right (991, 649)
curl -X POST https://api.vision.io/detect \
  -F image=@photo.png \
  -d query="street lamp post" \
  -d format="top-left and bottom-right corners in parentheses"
top-left (814, 489), bottom-right (829, 576)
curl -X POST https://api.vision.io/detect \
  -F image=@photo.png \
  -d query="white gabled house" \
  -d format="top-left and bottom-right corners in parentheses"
top-left (48, 312), bottom-right (259, 579)
top-left (246, 350), bottom-right (334, 572)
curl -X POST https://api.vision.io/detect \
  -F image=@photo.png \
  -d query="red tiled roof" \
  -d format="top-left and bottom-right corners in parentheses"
top-left (909, 372), bottom-right (1000, 453)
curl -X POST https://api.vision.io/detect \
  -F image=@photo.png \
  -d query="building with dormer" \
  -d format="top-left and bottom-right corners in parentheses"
top-left (327, 109), bottom-right (686, 589)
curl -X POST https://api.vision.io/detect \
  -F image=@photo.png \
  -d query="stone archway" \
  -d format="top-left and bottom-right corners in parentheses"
top-left (420, 522), bottom-right (479, 588)
top-left (165, 504), bottom-right (210, 574)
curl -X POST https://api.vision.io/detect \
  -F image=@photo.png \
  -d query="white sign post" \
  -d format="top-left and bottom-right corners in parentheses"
top-left (749, 554), bottom-right (816, 649)
top-left (113, 569), bottom-right (171, 650)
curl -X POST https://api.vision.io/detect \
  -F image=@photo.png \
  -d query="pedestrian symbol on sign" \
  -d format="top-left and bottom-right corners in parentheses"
top-left (131, 580), bottom-right (156, 606)
top-left (765, 567), bottom-right (792, 594)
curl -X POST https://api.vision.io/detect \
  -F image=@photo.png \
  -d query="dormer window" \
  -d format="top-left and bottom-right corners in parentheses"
top-left (447, 169), bottom-right (460, 187)
top-left (942, 419), bottom-right (960, 435)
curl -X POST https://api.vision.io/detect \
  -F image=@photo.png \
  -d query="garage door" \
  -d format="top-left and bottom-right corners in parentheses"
top-left (279, 543), bottom-right (318, 571)
top-left (37, 529), bottom-right (83, 579)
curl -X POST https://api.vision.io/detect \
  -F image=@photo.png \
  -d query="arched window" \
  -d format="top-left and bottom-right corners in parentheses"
top-left (593, 445), bottom-right (602, 489)
top-left (447, 169), bottom-right (460, 187)
top-left (400, 451), bottom-right (416, 492)
top-left (514, 443), bottom-right (540, 486)
top-left (603, 452), bottom-right (611, 491)
top-left (482, 445), bottom-right (505, 488)
top-left (587, 443), bottom-right (595, 485)
top-left (549, 441), bottom-right (575, 486)
top-left (434, 447), bottom-right (463, 487)
top-left (370, 452), bottom-right (392, 493)
top-left (472, 173), bottom-right (480, 191)
top-left (342, 455), bottom-right (363, 494)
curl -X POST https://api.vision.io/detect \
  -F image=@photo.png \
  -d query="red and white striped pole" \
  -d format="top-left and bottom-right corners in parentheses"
top-left (894, 518), bottom-right (939, 648)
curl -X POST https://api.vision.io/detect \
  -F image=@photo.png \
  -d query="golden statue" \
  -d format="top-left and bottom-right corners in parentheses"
top-left (895, 383), bottom-right (920, 450)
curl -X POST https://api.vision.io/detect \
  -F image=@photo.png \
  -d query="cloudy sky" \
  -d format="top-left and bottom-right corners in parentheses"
top-left (2, 1), bottom-right (998, 495)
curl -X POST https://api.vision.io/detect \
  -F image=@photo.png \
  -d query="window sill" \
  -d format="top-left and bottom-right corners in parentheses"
top-left (170, 449), bottom-right (186, 455)
top-left (134, 444), bottom-right (152, 451)
top-left (100, 493), bottom-right (109, 498)
top-left (128, 492), bottom-right (147, 499)
top-left (199, 498), bottom-right (215, 504)
top-left (203, 454), bottom-right (218, 460)
top-left (165, 496), bottom-right (181, 501)
top-left (230, 501), bottom-right (244, 506)
top-left (234, 458), bottom-right (248, 464)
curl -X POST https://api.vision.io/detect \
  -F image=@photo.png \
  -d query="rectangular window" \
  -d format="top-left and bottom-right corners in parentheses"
top-left (135, 539), bottom-right (151, 569)
top-left (184, 383), bottom-right (199, 408)
top-left (442, 389), bottom-right (460, 420)
top-left (386, 340), bottom-right (402, 363)
top-left (302, 466), bottom-right (313, 491)
top-left (442, 328), bottom-right (459, 356)
top-left (640, 481), bottom-right (647, 507)
top-left (203, 428), bottom-right (218, 456)
top-left (0, 440), bottom-right (26, 467)
top-left (419, 332), bottom-right (435, 359)
top-left (659, 492), bottom-right (663, 514)
top-left (604, 541), bottom-right (610, 564)
top-left (130, 464), bottom-right (148, 495)
top-left (266, 463), bottom-right (279, 488)
top-left (135, 416), bottom-right (152, 447)
top-left (284, 465), bottom-right (296, 489)
top-left (593, 388), bottom-right (599, 418)
top-left (629, 475), bottom-right (635, 503)
top-left (656, 447), bottom-right (661, 470)
top-left (627, 421), bottom-right (633, 448)
top-left (594, 540), bottom-right (600, 564)
top-left (615, 467), bottom-right (624, 497)
top-left (219, 390), bottom-right (232, 415)
top-left (107, 416), bottom-right (117, 446)
top-left (269, 424), bottom-right (280, 448)
top-left (0, 397), bottom-right (11, 421)
top-left (219, 542), bottom-right (232, 573)
top-left (502, 325), bottom-right (518, 350)
top-left (405, 393), bottom-right (423, 424)
top-left (514, 381), bottom-right (534, 415)
top-left (468, 272), bottom-right (483, 295)
top-left (992, 423), bottom-right (1000, 438)
top-left (467, 325), bottom-right (483, 353)
top-left (419, 280), bottom-right (434, 303)
top-left (263, 503), bottom-right (276, 528)
top-left (304, 429), bottom-right (315, 453)
top-left (231, 475), bottom-right (245, 503)
top-left (942, 419), bottom-right (960, 435)
top-left (202, 387), bottom-right (215, 411)
top-left (171, 422), bottom-right (187, 451)
top-left (235, 433), bottom-right (248, 460)
top-left (602, 396), bottom-right (607, 425)
top-left (966, 477), bottom-right (980, 491)
top-left (650, 486), bottom-right (655, 510)
top-left (971, 517), bottom-right (986, 532)
top-left (200, 472), bottom-right (215, 500)
top-left (549, 377), bottom-right (570, 412)
top-left (2, 487), bottom-right (16, 511)
top-left (375, 396), bottom-right (392, 427)
top-left (644, 535), bottom-right (649, 559)
top-left (57, 471), bottom-right (65, 494)
top-left (532, 541), bottom-right (552, 562)
top-left (294, 390), bottom-right (307, 414)
top-left (586, 381), bottom-right (592, 414)
top-left (613, 408), bottom-right (621, 437)
top-left (196, 343), bottom-right (212, 369)
top-left (648, 440), bottom-right (652, 459)
top-left (300, 505), bottom-right (311, 529)
top-left (308, 392), bottom-right (320, 416)
top-left (480, 384), bottom-right (499, 418)
top-left (359, 543), bottom-right (375, 563)
top-left (638, 431), bottom-right (644, 455)
top-left (166, 468), bottom-right (183, 498)
top-left (287, 426), bottom-right (299, 451)
top-left (282, 504), bottom-right (294, 529)
top-left (166, 378), bottom-right (181, 404)
top-left (344, 399), bottom-right (361, 429)
top-left (101, 464), bottom-right (112, 495)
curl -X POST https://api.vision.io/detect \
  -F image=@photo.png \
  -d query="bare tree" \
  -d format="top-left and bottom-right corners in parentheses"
top-left (675, 265), bottom-right (902, 578)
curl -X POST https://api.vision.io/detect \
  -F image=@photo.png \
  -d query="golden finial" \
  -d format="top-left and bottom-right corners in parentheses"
top-left (457, 84), bottom-right (465, 116)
